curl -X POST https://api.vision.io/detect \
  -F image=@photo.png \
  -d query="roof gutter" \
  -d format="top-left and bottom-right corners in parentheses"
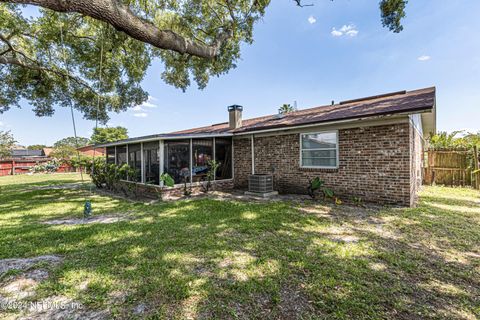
top-left (96, 132), bottom-right (234, 148)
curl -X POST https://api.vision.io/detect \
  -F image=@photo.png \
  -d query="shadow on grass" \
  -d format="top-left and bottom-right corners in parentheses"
top-left (0, 179), bottom-right (479, 319)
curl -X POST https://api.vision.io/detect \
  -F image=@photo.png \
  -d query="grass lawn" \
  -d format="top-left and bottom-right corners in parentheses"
top-left (0, 174), bottom-right (479, 319)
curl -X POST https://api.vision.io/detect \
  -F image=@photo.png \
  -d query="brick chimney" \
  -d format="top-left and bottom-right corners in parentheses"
top-left (228, 105), bottom-right (243, 129)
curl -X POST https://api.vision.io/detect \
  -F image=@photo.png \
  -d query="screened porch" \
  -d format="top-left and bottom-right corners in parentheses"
top-left (105, 137), bottom-right (233, 186)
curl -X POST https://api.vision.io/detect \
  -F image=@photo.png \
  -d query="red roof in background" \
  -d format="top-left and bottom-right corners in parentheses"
top-left (171, 87), bottom-right (435, 135)
top-left (42, 147), bottom-right (54, 157)
top-left (77, 145), bottom-right (105, 156)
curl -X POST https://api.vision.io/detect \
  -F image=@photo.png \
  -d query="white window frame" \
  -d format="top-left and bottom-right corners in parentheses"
top-left (299, 130), bottom-right (339, 169)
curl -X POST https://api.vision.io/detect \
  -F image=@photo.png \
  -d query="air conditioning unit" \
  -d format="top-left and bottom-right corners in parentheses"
top-left (248, 174), bottom-right (273, 193)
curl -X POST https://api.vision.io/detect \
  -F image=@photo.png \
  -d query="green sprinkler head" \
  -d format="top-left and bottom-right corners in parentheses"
top-left (84, 200), bottom-right (92, 219)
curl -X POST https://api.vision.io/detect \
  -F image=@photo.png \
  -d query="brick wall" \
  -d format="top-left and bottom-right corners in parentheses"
top-left (233, 123), bottom-right (415, 206)
top-left (232, 137), bottom-right (252, 188)
top-left (117, 179), bottom-right (234, 199)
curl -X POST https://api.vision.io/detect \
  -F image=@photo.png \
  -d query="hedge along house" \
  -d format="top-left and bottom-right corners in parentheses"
top-left (99, 87), bottom-right (436, 206)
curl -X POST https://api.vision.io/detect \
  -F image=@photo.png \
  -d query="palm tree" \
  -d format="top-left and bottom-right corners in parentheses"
top-left (278, 104), bottom-right (296, 115)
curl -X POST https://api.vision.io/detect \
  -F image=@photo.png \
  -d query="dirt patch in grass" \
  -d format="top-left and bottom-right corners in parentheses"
top-left (25, 182), bottom-right (87, 191)
top-left (0, 255), bottom-right (109, 320)
top-left (0, 255), bottom-right (62, 276)
top-left (42, 214), bottom-right (131, 226)
top-left (14, 295), bottom-right (109, 320)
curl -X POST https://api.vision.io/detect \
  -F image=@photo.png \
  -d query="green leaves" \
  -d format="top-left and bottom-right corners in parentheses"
top-left (160, 173), bottom-right (175, 187)
top-left (50, 136), bottom-right (90, 159)
top-left (0, 130), bottom-right (16, 159)
top-left (1, 0), bottom-right (409, 122)
top-left (278, 104), bottom-right (297, 115)
top-left (379, 0), bottom-right (408, 33)
top-left (428, 131), bottom-right (480, 150)
top-left (91, 127), bottom-right (128, 144)
top-left (1, 6), bottom-right (150, 122)
top-left (310, 177), bottom-right (324, 191)
top-left (308, 177), bottom-right (335, 200)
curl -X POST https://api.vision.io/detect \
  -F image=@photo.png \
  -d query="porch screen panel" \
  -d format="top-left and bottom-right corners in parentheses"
top-left (106, 147), bottom-right (116, 164)
top-left (143, 141), bottom-right (160, 185)
top-left (215, 138), bottom-right (232, 180)
top-left (192, 139), bottom-right (213, 183)
top-left (164, 140), bottom-right (190, 184)
top-left (116, 146), bottom-right (127, 165)
top-left (127, 143), bottom-right (142, 182)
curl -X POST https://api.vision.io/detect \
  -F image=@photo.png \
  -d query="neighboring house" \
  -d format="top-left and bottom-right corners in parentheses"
top-left (0, 149), bottom-right (48, 176)
top-left (98, 87), bottom-right (436, 206)
top-left (0, 149), bottom-right (74, 176)
top-left (77, 145), bottom-right (106, 157)
top-left (10, 149), bottom-right (46, 158)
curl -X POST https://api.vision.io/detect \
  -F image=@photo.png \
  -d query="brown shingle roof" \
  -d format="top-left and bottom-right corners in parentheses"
top-left (171, 87), bottom-right (435, 135)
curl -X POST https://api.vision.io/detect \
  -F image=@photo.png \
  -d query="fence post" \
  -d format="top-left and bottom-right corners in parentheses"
top-left (474, 145), bottom-right (479, 189)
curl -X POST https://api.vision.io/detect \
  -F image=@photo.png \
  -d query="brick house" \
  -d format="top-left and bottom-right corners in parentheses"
top-left (99, 87), bottom-right (436, 206)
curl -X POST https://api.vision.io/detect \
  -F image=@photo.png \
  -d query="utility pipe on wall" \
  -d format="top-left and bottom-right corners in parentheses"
top-left (251, 134), bottom-right (255, 174)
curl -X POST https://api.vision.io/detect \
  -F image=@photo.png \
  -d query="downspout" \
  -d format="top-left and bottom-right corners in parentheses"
top-left (251, 134), bottom-right (255, 175)
top-left (126, 144), bottom-right (129, 181)
top-left (189, 139), bottom-right (193, 183)
top-left (140, 142), bottom-right (144, 183)
top-left (212, 137), bottom-right (216, 181)
top-left (159, 140), bottom-right (164, 186)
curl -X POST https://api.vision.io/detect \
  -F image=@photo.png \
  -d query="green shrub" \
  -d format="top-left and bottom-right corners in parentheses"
top-left (308, 177), bottom-right (334, 200)
top-left (202, 160), bottom-right (220, 193)
top-left (31, 160), bottom-right (60, 173)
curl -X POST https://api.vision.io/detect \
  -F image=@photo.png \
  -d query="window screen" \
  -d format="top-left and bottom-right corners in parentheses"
top-left (300, 132), bottom-right (338, 168)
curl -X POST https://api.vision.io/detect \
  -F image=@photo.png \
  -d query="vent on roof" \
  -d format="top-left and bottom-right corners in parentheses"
top-left (339, 90), bottom-right (406, 105)
top-left (273, 113), bottom-right (284, 120)
top-left (211, 122), bottom-right (228, 126)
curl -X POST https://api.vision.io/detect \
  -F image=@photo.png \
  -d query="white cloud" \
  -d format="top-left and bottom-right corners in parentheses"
top-left (418, 55), bottom-right (431, 61)
top-left (308, 16), bottom-right (316, 24)
top-left (345, 29), bottom-right (358, 37)
top-left (331, 24), bottom-right (359, 37)
top-left (331, 29), bottom-right (343, 37)
top-left (131, 96), bottom-right (157, 115)
top-left (133, 96), bottom-right (158, 110)
top-left (0, 121), bottom-right (4, 127)
top-left (141, 101), bottom-right (157, 108)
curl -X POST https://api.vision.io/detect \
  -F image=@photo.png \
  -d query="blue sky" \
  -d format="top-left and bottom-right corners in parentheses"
top-left (1, 0), bottom-right (479, 146)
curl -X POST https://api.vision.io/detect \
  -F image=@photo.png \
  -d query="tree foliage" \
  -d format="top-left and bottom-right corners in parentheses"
top-left (27, 144), bottom-right (47, 150)
top-left (278, 103), bottom-right (297, 114)
top-left (379, 0), bottom-right (407, 33)
top-left (0, 130), bottom-right (16, 158)
top-left (50, 136), bottom-right (90, 159)
top-left (1, 0), bottom-right (408, 122)
top-left (91, 126), bottom-right (128, 144)
top-left (428, 131), bottom-right (480, 150)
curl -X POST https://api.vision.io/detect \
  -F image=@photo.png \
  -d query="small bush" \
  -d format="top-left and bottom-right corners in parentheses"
top-left (308, 177), bottom-right (335, 200)
top-left (31, 160), bottom-right (60, 173)
top-left (201, 160), bottom-right (220, 193)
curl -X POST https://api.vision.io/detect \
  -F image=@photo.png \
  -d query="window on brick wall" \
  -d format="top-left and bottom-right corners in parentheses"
top-left (300, 131), bottom-right (338, 168)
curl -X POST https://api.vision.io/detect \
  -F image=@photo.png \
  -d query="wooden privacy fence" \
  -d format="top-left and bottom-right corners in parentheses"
top-left (423, 148), bottom-right (480, 189)
top-left (0, 158), bottom-right (76, 176)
